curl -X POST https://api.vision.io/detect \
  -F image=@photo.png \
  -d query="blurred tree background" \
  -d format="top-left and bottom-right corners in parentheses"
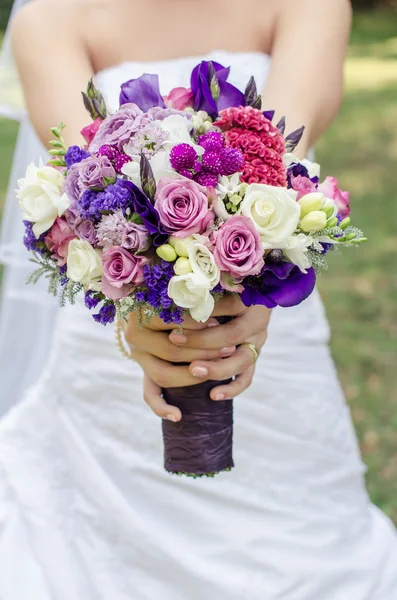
top-left (0, 2), bottom-right (397, 520)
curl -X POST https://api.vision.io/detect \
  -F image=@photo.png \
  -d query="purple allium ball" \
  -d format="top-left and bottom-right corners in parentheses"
top-left (170, 143), bottom-right (197, 171)
top-left (97, 145), bottom-right (119, 161)
top-left (198, 131), bottom-right (225, 152)
top-left (114, 153), bottom-right (132, 174)
top-left (195, 172), bottom-right (218, 187)
top-left (202, 151), bottom-right (223, 175)
top-left (65, 146), bottom-right (90, 169)
top-left (220, 147), bottom-right (244, 176)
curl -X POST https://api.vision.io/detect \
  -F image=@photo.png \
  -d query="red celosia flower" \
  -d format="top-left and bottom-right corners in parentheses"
top-left (216, 106), bottom-right (287, 186)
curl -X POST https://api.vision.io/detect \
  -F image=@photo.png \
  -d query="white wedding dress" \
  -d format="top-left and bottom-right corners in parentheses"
top-left (1, 51), bottom-right (397, 600)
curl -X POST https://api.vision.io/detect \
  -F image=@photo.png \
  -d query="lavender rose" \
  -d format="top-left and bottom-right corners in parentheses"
top-left (63, 163), bottom-right (84, 210)
top-left (78, 155), bottom-right (116, 190)
top-left (213, 215), bottom-right (264, 279)
top-left (75, 219), bottom-right (98, 246)
top-left (101, 246), bottom-right (147, 300)
top-left (155, 177), bottom-right (213, 238)
top-left (122, 222), bottom-right (150, 251)
top-left (89, 103), bottom-right (149, 152)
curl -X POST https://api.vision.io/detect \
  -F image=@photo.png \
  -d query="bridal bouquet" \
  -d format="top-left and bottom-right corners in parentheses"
top-left (18, 60), bottom-right (366, 477)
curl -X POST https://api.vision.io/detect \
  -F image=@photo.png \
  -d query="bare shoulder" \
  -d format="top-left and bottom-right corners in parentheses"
top-left (10, 0), bottom-right (89, 49)
top-left (273, 0), bottom-right (352, 20)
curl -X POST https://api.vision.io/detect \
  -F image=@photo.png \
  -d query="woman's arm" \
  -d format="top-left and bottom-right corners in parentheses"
top-left (264, 0), bottom-right (352, 155)
top-left (11, 0), bottom-right (94, 147)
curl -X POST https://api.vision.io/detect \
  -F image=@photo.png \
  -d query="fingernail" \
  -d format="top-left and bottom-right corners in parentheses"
top-left (221, 346), bottom-right (235, 357)
top-left (166, 414), bottom-right (177, 422)
top-left (207, 319), bottom-right (219, 328)
top-left (215, 393), bottom-right (225, 401)
top-left (171, 331), bottom-right (187, 344)
top-left (192, 366), bottom-right (209, 378)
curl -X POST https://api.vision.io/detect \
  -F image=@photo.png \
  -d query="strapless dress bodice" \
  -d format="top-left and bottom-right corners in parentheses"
top-left (95, 50), bottom-right (271, 111)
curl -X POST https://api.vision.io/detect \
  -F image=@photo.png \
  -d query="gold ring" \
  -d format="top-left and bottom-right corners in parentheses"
top-left (240, 342), bottom-right (259, 364)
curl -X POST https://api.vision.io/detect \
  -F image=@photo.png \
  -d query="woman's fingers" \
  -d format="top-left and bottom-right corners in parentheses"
top-left (126, 325), bottom-right (235, 363)
top-left (131, 349), bottom-right (200, 388)
top-left (188, 345), bottom-right (256, 382)
top-left (169, 306), bottom-right (270, 350)
top-left (143, 375), bottom-right (182, 422)
top-left (210, 365), bottom-right (256, 401)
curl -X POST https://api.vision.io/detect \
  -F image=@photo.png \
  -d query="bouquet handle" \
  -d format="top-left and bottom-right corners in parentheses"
top-left (161, 317), bottom-right (234, 477)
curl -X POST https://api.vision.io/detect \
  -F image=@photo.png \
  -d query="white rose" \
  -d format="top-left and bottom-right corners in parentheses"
top-left (67, 239), bottom-right (103, 291)
top-left (282, 234), bottom-right (313, 273)
top-left (188, 242), bottom-right (220, 289)
top-left (17, 161), bottom-right (70, 237)
top-left (283, 153), bottom-right (321, 179)
top-left (241, 183), bottom-right (300, 249)
top-left (168, 272), bottom-right (214, 322)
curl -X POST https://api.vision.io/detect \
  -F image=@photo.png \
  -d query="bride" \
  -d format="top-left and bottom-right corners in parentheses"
top-left (1, 0), bottom-right (397, 598)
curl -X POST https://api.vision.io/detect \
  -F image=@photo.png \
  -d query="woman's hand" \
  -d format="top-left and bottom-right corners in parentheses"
top-left (125, 296), bottom-right (271, 421)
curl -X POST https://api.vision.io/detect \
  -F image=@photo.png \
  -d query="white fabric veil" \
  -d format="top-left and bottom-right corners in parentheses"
top-left (0, 0), bottom-right (59, 416)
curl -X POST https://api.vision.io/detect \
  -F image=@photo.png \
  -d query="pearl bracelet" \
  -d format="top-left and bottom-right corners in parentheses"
top-left (115, 320), bottom-right (133, 361)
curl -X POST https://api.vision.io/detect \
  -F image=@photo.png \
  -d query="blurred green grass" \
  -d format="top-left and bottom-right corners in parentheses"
top-left (0, 11), bottom-right (397, 520)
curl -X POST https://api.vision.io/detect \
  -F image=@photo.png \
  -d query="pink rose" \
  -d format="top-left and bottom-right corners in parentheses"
top-left (44, 217), bottom-right (76, 266)
top-left (101, 246), bottom-right (146, 300)
top-left (213, 216), bottom-right (264, 279)
top-left (155, 177), bottom-right (212, 238)
top-left (318, 176), bottom-right (351, 218)
top-left (81, 118), bottom-right (102, 146)
top-left (163, 87), bottom-right (194, 110)
top-left (291, 174), bottom-right (317, 201)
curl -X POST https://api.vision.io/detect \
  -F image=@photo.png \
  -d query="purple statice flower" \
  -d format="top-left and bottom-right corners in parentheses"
top-left (96, 210), bottom-right (128, 247)
top-left (84, 290), bottom-right (101, 310)
top-left (241, 262), bottom-right (316, 309)
top-left (78, 179), bottom-right (135, 221)
top-left (143, 260), bottom-right (181, 321)
top-left (92, 302), bottom-right (116, 325)
top-left (65, 146), bottom-right (90, 169)
top-left (124, 122), bottom-right (168, 159)
top-left (59, 264), bottom-right (68, 286)
top-left (23, 221), bottom-right (47, 255)
top-left (135, 291), bottom-right (147, 302)
top-left (170, 144), bottom-right (198, 171)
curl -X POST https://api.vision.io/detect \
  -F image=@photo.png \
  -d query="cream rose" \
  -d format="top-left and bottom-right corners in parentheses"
top-left (241, 183), bottom-right (300, 249)
top-left (188, 242), bottom-right (220, 289)
top-left (168, 272), bottom-right (214, 322)
top-left (67, 239), bottom-right (103, 291)
top-left (17, 162), bottom-right (70, 237)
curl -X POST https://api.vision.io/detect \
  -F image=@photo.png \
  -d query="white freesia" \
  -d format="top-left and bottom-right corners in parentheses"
top-left (67, 239), bottom-right (103, 291)
top-left (241, 183), bottom-right (300, 249)
top-left (282, 234), bottom-right (313, 273)
top-left (17, 161), bottom-right (70, 237)
top-left (188, 242), bottom-right (220, 289)
top-left (283, 153), bottom-right (321, 179)
top-left (159, 115), bottom-right (204, 155)
top-left (216, 174), bottom-right (243, 199)
top-left (168, 272), bottom-right (214, 322)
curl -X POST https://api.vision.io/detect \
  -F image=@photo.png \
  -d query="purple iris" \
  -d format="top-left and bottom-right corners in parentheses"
top-left (119, 74), bottom-right (166, 111)
top-left (122, 181), bottom-right (168, 247)
top-left (190, 61), bottom-right (246, 118)
top-left (241, 262), bottom-right (316, 309)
